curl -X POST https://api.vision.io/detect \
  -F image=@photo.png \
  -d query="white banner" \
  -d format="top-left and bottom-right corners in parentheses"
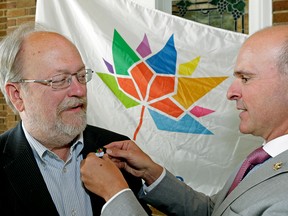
top-left (36, 0), bottom-right (262, 195)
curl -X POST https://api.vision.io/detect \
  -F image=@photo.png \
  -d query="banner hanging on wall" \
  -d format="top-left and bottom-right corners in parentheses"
top-left (36, 0), bottom-right (262, 195)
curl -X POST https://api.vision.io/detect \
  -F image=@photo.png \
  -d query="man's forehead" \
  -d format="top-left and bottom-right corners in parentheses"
top-left (23, 32), bottom-right (72, 49)
top-left (21, 33), bottom-right (77, 59)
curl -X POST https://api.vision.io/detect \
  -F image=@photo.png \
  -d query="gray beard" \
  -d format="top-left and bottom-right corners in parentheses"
top-left (53, 112), bottom-right (87, 143)
top-left (25, 98), bottom-right (88, 148)
top-left (27, 112), bottom-right (87, 148)
top-left (48, 109), bottom-right (87, 147)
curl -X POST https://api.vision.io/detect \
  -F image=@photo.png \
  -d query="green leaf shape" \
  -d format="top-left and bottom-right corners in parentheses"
top-left (234, 1), bottom-right (245, 13)
top-left (227, 4), bottom-right (233, 12)
top-left (112, 29), bottom-right (140, 76)
top-left (97, 72), bottom-right (139, 108)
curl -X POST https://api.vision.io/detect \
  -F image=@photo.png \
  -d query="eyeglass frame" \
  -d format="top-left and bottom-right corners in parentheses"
top-left (12, 68), bottom-right (94, 90)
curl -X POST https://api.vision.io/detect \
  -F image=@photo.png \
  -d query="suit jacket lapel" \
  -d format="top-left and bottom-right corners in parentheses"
top-left (82, 125), bottom-right (128, 157)
top-left (82, 125), bottom-right (110, 215)
top-left (2, 123), bottom-right (58, 214)
top-left (213, 151), bottom-right (288, 216)
top-left (81, 125), bottom-right (143, 215)
top-left (82, 125), bottom-right (101, 158)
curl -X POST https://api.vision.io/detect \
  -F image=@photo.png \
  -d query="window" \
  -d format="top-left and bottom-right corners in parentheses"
top-left (172, 0), bottom-right (248, 33)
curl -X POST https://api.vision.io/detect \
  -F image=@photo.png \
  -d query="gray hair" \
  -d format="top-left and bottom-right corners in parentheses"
top-left (277, 37), bottom-right (288, 76)
top-left (0, 22), bottom-right (48, 113)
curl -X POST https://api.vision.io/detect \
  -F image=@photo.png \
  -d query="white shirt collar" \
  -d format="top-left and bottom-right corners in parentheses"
top-left (263, 134), bottom-right (288, 157)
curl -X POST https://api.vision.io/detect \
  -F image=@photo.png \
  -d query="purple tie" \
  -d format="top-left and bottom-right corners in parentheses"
top-left (227, 146), bottom-right (270, 195)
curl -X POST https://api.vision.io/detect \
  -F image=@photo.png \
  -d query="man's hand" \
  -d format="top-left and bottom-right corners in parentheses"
top-left (80, 153), bottom-right (129, 201)
top-left (105, 140), bottom-right (163, 186)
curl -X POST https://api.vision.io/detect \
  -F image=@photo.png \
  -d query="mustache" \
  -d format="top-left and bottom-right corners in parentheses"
top-left (57, 97), bottom-right (87, 114)
top-left (236, 100), bottom-right (247, 111)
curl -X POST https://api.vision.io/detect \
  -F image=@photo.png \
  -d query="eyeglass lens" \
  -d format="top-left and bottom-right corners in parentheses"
top-left (51, 69), bottom-right (92, 89)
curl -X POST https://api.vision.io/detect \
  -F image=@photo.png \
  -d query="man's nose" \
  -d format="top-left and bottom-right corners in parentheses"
top-left (227, 79), bottom-right (241, 101)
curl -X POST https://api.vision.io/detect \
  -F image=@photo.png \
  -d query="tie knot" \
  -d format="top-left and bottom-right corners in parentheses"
top-left (246, 146), bottom-right (270, 166)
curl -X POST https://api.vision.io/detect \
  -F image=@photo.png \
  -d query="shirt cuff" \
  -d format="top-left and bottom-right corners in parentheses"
top-left (143, 167), bottom-right (166, 194)
top-left (101, 188), bottom-right (131, 213)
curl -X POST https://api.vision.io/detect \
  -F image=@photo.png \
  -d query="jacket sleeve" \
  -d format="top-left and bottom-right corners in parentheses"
top-left (139, 170), bottom-right (214, 216)
top-left (101, 189), bottom-right (148, 216)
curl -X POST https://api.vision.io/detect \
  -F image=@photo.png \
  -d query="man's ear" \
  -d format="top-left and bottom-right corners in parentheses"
top-left (5, 83), bottom-right (24, 112)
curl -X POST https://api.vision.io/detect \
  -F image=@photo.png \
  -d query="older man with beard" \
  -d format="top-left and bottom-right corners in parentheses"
top-left (0, 22), bottom-right (151, 216)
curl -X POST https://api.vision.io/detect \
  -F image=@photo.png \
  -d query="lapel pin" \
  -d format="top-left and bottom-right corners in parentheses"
top-left (95, 147), bottom-right (106, 158)
top-left (273, 162), bottom-right (282, 171)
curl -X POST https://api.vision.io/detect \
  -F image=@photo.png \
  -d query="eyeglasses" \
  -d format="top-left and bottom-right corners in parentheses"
top-left (14, 69), bottom-right (94, 90)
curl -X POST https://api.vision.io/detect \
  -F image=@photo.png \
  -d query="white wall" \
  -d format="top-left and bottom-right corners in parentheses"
top-left (155, 0), bottom-right (172, 14)
top-left (249, 0), bottom-right (272, 35)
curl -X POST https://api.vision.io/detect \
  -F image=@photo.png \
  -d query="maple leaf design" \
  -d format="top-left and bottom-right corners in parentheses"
top-left (97, 29), bottom-right (227, 140)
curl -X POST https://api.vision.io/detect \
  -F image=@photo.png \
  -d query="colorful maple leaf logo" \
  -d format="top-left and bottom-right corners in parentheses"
top-left (97, 29), bottom-right (228, 140)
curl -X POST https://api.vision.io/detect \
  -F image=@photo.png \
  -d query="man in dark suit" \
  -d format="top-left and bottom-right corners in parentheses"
top-left (0, 22), bottom-right (150, 216)
top-left (80, 25), bottom-right (288, 215)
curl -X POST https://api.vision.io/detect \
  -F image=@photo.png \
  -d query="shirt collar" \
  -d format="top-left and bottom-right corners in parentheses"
top-left (263, 134), bottom-right (288, 158)
top-left (22, 122), bottom-right (84, 160)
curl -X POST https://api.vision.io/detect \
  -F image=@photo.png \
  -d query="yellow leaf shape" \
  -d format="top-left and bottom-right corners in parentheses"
top-left (173, 77), bottom-right (227, 109)
top-left (178, 56), bottom-right (200, 76)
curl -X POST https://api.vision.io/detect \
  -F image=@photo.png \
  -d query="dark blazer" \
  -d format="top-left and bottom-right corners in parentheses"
top-left (0, 122), bottom-right (151, 216)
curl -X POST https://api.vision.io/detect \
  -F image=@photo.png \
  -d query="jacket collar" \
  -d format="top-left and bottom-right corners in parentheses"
top-left (2, 122), bottom-right (58, 214)
top-left (212, 151), bottom-right (288, 216)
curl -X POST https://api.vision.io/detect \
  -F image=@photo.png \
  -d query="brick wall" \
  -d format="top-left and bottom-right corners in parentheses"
top-left (0, 1), bottom-right (288, 134)
top-left (273, 0), bottom-right (288, 24)
top-left (0, 0), bottom-right (36, 134)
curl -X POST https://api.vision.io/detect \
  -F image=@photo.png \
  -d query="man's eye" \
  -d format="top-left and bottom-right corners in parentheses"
top-left (77, 73), bottom-right (86, 82)
top-left (78, 74), bottom-right (86, 79)
top-left (53, 77), bottom-right (67, 84)
top-left (52, 75), bottom-right (68, 87)
top-left (241, 76), bottom-right (249, 83)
